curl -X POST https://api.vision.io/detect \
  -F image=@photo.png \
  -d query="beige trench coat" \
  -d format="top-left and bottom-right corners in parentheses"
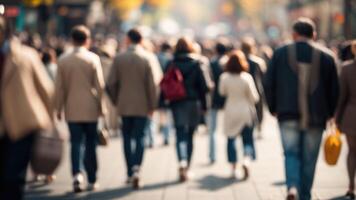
top-left (1, 38), bottom-right (54, 141)
top-left (54, 47), bottom-right (105, 122)
top-left (219, 72), bottom-right (259, 138)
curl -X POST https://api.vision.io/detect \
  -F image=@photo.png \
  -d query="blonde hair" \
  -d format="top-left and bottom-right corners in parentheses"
top-left (351, 40), bottom-right (356, 56)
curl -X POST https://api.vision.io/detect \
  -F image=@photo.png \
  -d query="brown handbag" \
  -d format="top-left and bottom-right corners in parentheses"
top-left (30, 125), bottom-right (64, 175)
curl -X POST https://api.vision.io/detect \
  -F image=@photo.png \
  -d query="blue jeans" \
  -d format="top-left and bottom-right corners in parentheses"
top-left (175, 126), bottom-right (196, 165)
top-left (68, 122), bottom-right (98, 183)
top-left (122, 116), bottom-right (148, 177)
top-left (145, 118), bottom-right (154, 147)
top-left (0, 133), bottom-right (34, 200)
top-left (227, 126), bottom-right (256, 163)
top-left (279, 120), bottom-right (323, 200)
top-left (208, 109), bottom-right (218, 162)
top-left (160, 110), bottom-right (172, 144)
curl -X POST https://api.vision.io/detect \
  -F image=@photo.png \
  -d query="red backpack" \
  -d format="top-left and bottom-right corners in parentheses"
top-left (160, 63), bottom-right (187, 102)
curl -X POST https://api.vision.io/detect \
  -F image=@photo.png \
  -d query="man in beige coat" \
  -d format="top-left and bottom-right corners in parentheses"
top-left (54, 25), bottom-right (105, 193)
top-left (0, 17), bottom-right (54, 199)
top-left (106, 28), bottom-right (157, 189)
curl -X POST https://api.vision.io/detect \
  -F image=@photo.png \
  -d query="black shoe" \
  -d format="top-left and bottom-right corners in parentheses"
top-left (73, 174), bottom-right (84, 193)
top-left (242, 165), bottom-right (249, 181)
top-left (346, 191), bottom-right (355, 200)
top-left (163, 140), bottom-right (169, 146)
top-left (132, 176), bottom-right (142, 190)
top-left (286, 194), bottom-right (296, 200)
top-left (179, 167), bottom-right (187, 182)
top-left (73, 181), bottom-right (83, 193)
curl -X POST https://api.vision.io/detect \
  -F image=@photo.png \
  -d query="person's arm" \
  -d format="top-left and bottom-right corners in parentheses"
top-left (246, 74), bottom-right (260, 104)
top-left (93, 55), bottom-right (106, 116)
top-left (106, 57), bottom-right (119, 105)
top-left (145, 61), bottom-right (158, 115)
top-left (32, 49), bottom-right (55, 120)
top-left (196, 63), bottom-right (209, 111)
top-left (335, 66), bottom-right (349, 125)
top-left (218, 73), bottom-right (227, 97)
top-left (326, 55), bottom-right (340, 119)
top-left (263, 51), bottom-right (278, 115)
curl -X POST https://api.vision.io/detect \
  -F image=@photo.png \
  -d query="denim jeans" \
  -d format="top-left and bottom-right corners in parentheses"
top-left (208, 109), bottom-right (218, 162)
top-left (279, 120), bottom-right (323, 200)
top-left (145, 118), bottom-right (154, 147)
top-left (68, 122), bottom-right (98, 183)
top-left (0, 133), bottom-right (34, 200)
top-left (160, 110), bottom-right (172, 144)
top-left (122, 116), bottom-right (148, 177)
top-left (227, 126), bottom-right (255, 163)
top-left (175, 126), bottom-right (196, 165)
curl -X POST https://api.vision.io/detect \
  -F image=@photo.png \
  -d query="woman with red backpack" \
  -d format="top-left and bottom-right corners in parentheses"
top-left (160, 37), bottom-right (209, 182)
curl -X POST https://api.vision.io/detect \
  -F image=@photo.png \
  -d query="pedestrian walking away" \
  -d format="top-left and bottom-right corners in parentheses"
top-left (208, 39), bottom-right (231, 164)
top-left (335, 40), bottom-right (356, 200)
top-left (54, 25), bottom-right (106, 193)
top-left (263, 18), bottom-right (339, 200)
top-left (0, 16), bottom-right (55, 200)
top-left (106, 28), bottom-right (158, 189)
top-left (219, 50), bottom-right (260, 180)
top-left (161, 37), bottom-right (209, 182)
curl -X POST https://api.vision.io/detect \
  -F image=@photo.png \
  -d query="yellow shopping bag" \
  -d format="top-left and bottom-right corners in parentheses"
top-left (324, 122), bottom-right (342, 166)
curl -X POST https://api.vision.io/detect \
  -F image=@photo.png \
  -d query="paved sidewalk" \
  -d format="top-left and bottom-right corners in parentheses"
top-left (25, 113), bottom-right (349, 200)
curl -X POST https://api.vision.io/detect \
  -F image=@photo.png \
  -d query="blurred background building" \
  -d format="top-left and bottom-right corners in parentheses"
top-left (0, 0), bottom-right (355, 41)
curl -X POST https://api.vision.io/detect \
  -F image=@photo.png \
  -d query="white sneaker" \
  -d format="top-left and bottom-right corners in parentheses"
top-left (73, 173), bottom-right (84, 193)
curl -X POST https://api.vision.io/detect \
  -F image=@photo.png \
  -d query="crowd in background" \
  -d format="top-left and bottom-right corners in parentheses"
top-left (0, 15), bottom-right (355, 200)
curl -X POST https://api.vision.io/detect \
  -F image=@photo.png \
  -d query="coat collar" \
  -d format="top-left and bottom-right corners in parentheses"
top-left (127, 44), bottom-right (144, 52)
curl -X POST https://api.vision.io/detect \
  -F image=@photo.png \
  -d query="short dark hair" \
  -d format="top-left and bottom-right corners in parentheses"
top-left (127, 28), bottom-right (143, 44)
top-left (225, 50), bottom-right (249, 74)
top-left (160, 42), bottom-right (172, 52)
top-left (215, 38), bottom-right (232, 55)
top-left (70, 25), bottom-right (90, 45)
top-left (293, 18), bottom-right (316, 38)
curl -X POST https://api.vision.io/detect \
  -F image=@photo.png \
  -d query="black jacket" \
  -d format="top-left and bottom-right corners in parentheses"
top-left (210, 55), bottom-right (226, 109)
top-left (160, 53), bottom-right (209, 111)
top-left (263, 41), bottom-right (339, 128)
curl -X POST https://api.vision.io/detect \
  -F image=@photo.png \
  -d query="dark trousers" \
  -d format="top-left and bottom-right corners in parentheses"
top-left (122, 116), bottom-right (148, 177)
top-left (175, 126), bottom-right (196, 166)
top-left (68, 122), bottom-right (98, 183)
top-left (227, 126), bottom-right (256, 163)
top-left (0, 133), bottom-right (35, 200)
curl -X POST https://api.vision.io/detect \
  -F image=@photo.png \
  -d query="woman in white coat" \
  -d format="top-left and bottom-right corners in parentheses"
top-left (219, 50), bottom-right (259, 179)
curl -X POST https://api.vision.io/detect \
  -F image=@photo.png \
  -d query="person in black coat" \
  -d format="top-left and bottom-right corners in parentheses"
top-left (263, 18), bottom-right (339, 200)
top-left (163, 37), bottom-right (209, 182)
top-left (207, 39), bottom-right (231, 164)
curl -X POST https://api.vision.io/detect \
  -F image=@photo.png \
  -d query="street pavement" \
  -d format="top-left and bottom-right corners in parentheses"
top-left (25, 112), bottom-right (349, 200)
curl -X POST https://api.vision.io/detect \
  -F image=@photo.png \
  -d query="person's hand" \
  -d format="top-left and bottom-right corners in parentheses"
top-left (57, 112), bottom-right (62, 120)
top-left (98, 116), bottom-right (105, 130)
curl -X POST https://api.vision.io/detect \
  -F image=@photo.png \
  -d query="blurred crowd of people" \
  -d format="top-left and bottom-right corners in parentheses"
top-left (0, 14), bottom-right (355, 200)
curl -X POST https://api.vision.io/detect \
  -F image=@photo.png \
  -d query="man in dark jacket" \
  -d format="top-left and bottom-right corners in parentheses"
top-left (241, 37), bottom-right (266, 133)
top-left (263, 18), bottom-right (339, 200)
top-left (208, 40), bottom-right (230, 164)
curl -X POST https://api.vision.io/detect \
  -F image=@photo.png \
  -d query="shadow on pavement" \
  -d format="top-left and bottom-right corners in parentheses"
top-left (329, 195), bottom-right (348, 200)
top-left (141, 180), bottom-right (181, 191)
top-left (196, 175), bottom-right (238, 191)
top-left (26, 186), bottom-right (132, 200)
top-left (272, 181), bottom-right (286, 186)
